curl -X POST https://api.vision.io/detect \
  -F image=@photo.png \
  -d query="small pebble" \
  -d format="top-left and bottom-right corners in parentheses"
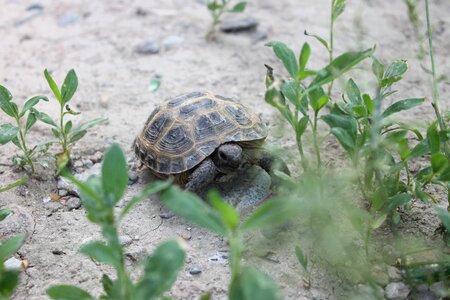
top-left (188, 265), bottom-right (202, 275)
top-left (57, 12), bottom-right (80, 27)
top-left (82, 159), bottom-right (94, 169)
top-left (385, 282), bottom-right (411, 300)
top-left (135, 39), bottom-right (160, 55)
top-left (160, 210), bottom-right (175, 219)
top-left (387, 266), bottom-right (403, 281)
top-left (66, 197), bottom-right (82, 210)
top-left (163, 36), bottom-right (183, 49)
top-left (58, 189), bottom-right (68, 197)
top-left (75, 167), bottom-right (84, 174)
top-left (42, 196), bottom-right (51, 203)
top-left (220, 16), bottom-right (258, 33)
top-left (181, 232), bottom-right (192, 241)
top-left (90, 151), bottom-right (103, 163)
top-left (73, 160), bottom-right (83, 168)
top-left (128, 171), bottom-right (139, 185)
top-left (119, 235), bottom-right (133, 247)
top-left (4, 257), bottom-right (22, 270)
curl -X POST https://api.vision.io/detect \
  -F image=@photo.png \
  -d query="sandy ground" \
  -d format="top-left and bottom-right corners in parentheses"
top-left (1, 0), bottom-right (450, 299)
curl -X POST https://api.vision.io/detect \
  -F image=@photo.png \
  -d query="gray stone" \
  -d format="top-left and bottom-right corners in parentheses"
top-left (385, 282), bottom-right (410, 300)
top-left (159, 209), bottom-right (175, 219)
top-left (90, 151), bottom-right (103, 163)
top-left (430, 282), bottom-right (447, 297)
top-left (163, 36), bottom-right (183, 49)
top-left (128, 171), bottom-right (139, 185)
top-left (82, 159), bottom-right (94, 169)
top-left (135, 39), bottom-right (160, 55)
top-left (413, 290), bottom-right (439, 300)
top-left (387, 266), bottom-right (403, 281)
top-left (4, 257), bottom-right (22, 270)
top-left (57, 12), bottom-right (80, 27)
top-left (188, 265), bottom-right (202, 275)
top-left (220, 16), bottom-right (258, 33)
top-left (57, 177), bottom-right (76, 193)
top-left (58, 189), bottom-right (68, 197)
top-left (201, 165), bottom-right (271, 214)
top-left (119, 235), bottom-right (133, 247)
top-left (0, 205), bottom-right (35, 240)
top-left (73, 160), bottom-right (83, 168)
top-left (66, 197), bottom-right (82, 211)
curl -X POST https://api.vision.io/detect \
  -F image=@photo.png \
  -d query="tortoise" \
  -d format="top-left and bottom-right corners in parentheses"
top-left (134, 91), bottom-right (289, 192)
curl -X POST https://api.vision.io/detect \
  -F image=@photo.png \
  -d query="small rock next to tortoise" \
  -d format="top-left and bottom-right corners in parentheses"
top-left (220, 16), bottom-right (258, 33)
top-left (58, 189), bottom-right (68, 197)
top-left (188, 265), bottom-right (202, 275)
top-left (180, 232), bottom-right (192, 241)
top-left (89, 151), bottom-right (103, 163)
top-left (384, 282), bottom-right (410, 300)
top-left (82, 159), bottom-right (94, 168)
top-left (66, 197), bottom-right (82, 210)
top-left (128, 171), bottom-right (139, 185)
top-left (4, 257), bottom-right (22, 270)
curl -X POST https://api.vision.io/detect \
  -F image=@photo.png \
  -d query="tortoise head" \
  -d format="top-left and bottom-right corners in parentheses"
top-left (213, 143), bottom-right (244, 173)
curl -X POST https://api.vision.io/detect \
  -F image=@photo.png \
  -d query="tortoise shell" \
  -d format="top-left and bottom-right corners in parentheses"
top-left (134, 91), bottom-right (268, 175)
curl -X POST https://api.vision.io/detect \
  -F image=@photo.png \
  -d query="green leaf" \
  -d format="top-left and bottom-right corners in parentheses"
top-left (35, 110), bottom-right (57, 127)
top-left (208, 190), bottom-right (239, 232)
top-left (370, 213), bottom-right (387, 229)
top-left (69, 130), bottom-right (87, 144)
top-left (295, 246), bottom-right (308, 270)
top-left (439, 166), bottom-right (450, 181)
top-left (80, 241), bottom-right (121, 269)
top-left (0, 124), bottom-right (19, 145)
top-left (299, 42), bottom-right (311, 72)
top-left (431, 153), bottom-right (448, 173)
top-left (381, 60), bottom-right (408, 87)
top-left (0, 208), bottom-right (12, 221)
top-left (160, 185), bottom-right (228, 236)
top-left (383, 193), bottom-right (412, 213)
top-left (330, 127), bottom-right (355, 154)
top-left (382, 98), bottom-right (424, 118)
top-left (427, 123), bottom-right (440, 154)
top-left (332, 0), bottom-right (346, 21)
top-left (135, 240), bottom-right (185, 300)
top-left (0, 85), bottom-right (19, 118)
top-left (20, 95), bottom-right (49, 117)
top-left (101, 274), bottom-right (113, 297)
top-left (309, 87), bottom-right (328, 113)
top-left (102, 144), bottom-right (128, 204)
top-left (0, 176), bottom-right (28, 193)
top-left (229, 267), bottom-right (282, 300)
top-left (371, 56), bottom-right (384, 82)
top-left (346, 79), bottom-right (362, 105)
top-left (229, 1), bottom-right (246, 12)
top-left (0, 234), bottom-right (25, 261)
top-left (72, 117), bottom-right (107, 133)
top-left (64, 120), bottom-right (72, 135)
top-left (148, 78), bottom-right (160, 92)
top-left (0, 270), bottom-right (20, 298)
top-left (304, 30), bottom-right (329, 51)
top-left (321, 113), bottom-right (357, 137)
top-left (120, 180), bottom-right (172, 220)
top-left (241, 197), bottom-right (298, 231)
top-left (310, 48), bottom-right (374, 88)
top-left (362, 94), bottom-right (374, 115)
top-left (25, 110), bottom-right (37, 132)
top-left (52, 128), bottom-right (61, 139)
top-left (296, 116), bottom-right (309, 137)
top-left (47, 285), bottom-right (94, 300)
top-left (280, 80), bottom-right (297, 107)
top-left (61, 69), bottom-right (78, 104)
top-left (265, 41), bottom-right (299, 78)
top-left (44, 69), bottom-right (62, 103)
top-left (207, 1), bottom-right (223, 11)
top-left (436, 207), bottom-right (450, 231)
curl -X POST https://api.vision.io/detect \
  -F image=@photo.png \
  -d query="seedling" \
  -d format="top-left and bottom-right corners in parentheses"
top-left (159, 187), bottom-right (294, 299)
top-left (0, 208), bottom-right (26, 299)
top-left (295, 245), bottom-right (311, 288)
top-left (43, 69), bottom-right (107, 172)
top-left (0, 84), bottom-right (53, 189)
top-left (47, 144), bottom-right (185, 300)
top-left (205, 0), bottom-right (247, 39)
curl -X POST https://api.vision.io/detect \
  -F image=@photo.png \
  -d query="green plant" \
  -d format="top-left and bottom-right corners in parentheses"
top-left (0, 84), bottom-right (52, 189)
top-left (265, 40), bottom-right (373, 171)
top-left (0, 208), bottom-right (26, 299)
top-left (159, 187), bottom-right (294, 299)
top-left (404, 0), bottom-right (426, 59)
top-left (206, 0), bottom-right (247, 39)
top-left (46, 145), bottom-right (185, 300)
top-left (43, 69), bottom-right (107, 172)
top-left (295, 245), bottom-right (311, 288)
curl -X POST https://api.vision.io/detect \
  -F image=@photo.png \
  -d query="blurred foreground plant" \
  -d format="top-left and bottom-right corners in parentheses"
top-left (47, 145), bottom-right (185, 300)
top-left (0, 208), bottom-right (26, 299)
top-left (159, 186), bottom-right (294, 299)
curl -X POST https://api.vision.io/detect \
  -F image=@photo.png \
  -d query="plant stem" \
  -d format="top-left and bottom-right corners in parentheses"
top-left (425, 0), bottom-right (449, 156)
top-left (229, 233), bottom-right (243, 281)
top-left (16, 117), bottom-right (35, 174)
top-left (60, 103), bottom-right (68, 154)
top-left (327, 0), bottom-right (336, 98)
top-left (295, 131), bottom-right (309, 172)
top-left (312, 112), bottom-right (322, 170)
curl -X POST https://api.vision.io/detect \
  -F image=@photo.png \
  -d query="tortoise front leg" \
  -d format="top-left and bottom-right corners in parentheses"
top-left (185, 158), bottom-right (218, 193)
